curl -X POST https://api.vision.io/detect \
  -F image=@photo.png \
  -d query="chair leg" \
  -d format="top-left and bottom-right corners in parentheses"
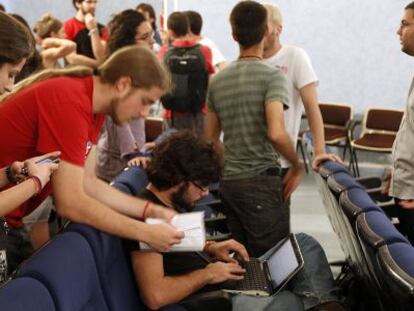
top-left (297, 139), bottom-right (309, 174)
top-left (350, 148), bottom-right (360, 177)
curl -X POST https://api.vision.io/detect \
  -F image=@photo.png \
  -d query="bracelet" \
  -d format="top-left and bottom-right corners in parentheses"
top-left (5, 166), bottom-right (17, 184)
top-left (28, 176), bottom-right (42, 195)
top-left (203, 240), bottom-right (217, 253)
top-left (142, 200), bottom-right (151, 219)
top-left (88, 28), bottom-right (98, 36)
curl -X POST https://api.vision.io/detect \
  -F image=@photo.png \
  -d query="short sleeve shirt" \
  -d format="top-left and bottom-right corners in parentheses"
top-left (0, 76), bottom-right (105, 227)
top-left (207, 59), bottom-right (289, 179)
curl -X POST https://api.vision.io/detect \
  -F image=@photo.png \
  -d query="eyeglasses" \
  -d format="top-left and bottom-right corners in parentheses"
top-left (191, 181), bottom-right (209, 193)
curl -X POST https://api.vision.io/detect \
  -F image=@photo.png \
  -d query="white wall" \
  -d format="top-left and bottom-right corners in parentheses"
top-left (2, 0), bottom-right (413, 114)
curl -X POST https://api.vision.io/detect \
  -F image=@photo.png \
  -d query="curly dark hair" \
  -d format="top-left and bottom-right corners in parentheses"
top-left (146, 131), bottom-right (222, 191)
top-left (106, 9), bottom-right (146, 55)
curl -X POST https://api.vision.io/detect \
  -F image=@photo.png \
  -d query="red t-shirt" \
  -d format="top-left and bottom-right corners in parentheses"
top-left (0, 76), bottom-right (105, 227)
top-left (64, 17), bottom-right (109, 59)
top-left (159, 40), bottom-right (215, 118)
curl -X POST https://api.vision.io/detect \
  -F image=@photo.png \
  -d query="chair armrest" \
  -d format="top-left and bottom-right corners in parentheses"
top-left (348, 119), bottom-right (361, 140)
top-left (179, 290), bottom-right (232, 311)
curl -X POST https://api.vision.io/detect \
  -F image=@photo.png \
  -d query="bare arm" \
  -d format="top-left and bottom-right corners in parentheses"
top-left (131, 252), bottom-right (244, 310)
top-left (300, 82), bottom-right (325, 156)
top-left (0, 180), bottom-right (38, 217)
top-left (204, 111), bottom-right (223, 158)
top-left (266, 101), bottom-right (303, 200)
top-left (65, 52), bottom-right (99, 67)
top-left (300, 83), bottom-right (343, 170)
top-left (51, 157), bottom-right (183, 252)
top-left (0, 152), bottom-right (60, 216)
top-left (41, 38), bottom-right (76, 68)
top-left (83, 147), bottom-right (175, 220)
top-left (84, 13), bottom-right (106, 63)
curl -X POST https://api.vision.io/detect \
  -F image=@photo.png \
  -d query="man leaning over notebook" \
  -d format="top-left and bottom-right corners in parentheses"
top-left (126, 131), bottom-right (344, 311)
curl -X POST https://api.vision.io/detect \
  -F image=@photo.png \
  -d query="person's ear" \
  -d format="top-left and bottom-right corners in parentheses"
top-left (277, 24), bottom-right (283, 36)
top-left (114, 76), bottom-right (132, 97)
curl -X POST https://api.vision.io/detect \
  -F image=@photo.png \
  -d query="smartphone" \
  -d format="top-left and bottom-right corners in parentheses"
top-left (35, 155), bottom-right (60, 164)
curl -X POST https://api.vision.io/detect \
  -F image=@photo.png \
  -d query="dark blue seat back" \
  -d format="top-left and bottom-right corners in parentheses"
top-left (357, 211), bottom-right (409, 248)
top-left (0, 277), bottom-right (56, 311)
top-left (378, 242), bottom-right (414, 308)
top-left (339, 187), bottom-right (382, 221)
top-left (327, 172), bottom-right (364, 196)
top-left (111, 166), bottom-right (149, 196)
top-left (66, 223), bottom-right (145, 311)
top-left (19, 232), bottom-right (109, 311)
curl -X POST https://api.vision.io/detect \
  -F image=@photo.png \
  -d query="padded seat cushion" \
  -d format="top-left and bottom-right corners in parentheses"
top-left (353, 133), bottom-right (396, 150)
top-left (340, 188), bottom-right (381, 218)
top-left (0, 277), bottom-right (56, 311)
top-left (327, 172), bottom-right (363, 194)
top-left (387, 242), bottom-right (414, 278)
top-left (325, 127), bottom-right (348, 143)
top-left (358, 211), bottom-right (409, 247)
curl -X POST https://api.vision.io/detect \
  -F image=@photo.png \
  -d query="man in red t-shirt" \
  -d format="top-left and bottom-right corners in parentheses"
top-left (64, 0), bottom-right (108, 66)
top-left (0, 46), bottom-right (184, 270)
top-left (159, 12), bottom-right (214, 137)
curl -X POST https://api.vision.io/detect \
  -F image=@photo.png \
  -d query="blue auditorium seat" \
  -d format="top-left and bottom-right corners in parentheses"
top-left (339, 187), bottom-right (383, 220)
top-left (318, 160), bottom-right (351, 179)
top-left (0, 277), bottom-right (56, 311)
top-left (19, 232), bottom-right (109, 311)
top-left (357, 211), bottom-right (409, 248)
top-left (65, 223), bottom-right (145, 311)
top-left (110, 166), bottom-right (148, 196)
top-left (378, 242), bottom-right (414, 309)
top-left (327, 172), bottom-right (364, 196)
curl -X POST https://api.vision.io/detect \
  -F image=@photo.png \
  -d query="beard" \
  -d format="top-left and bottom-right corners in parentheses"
top-left (171, 183), bottom-right (194, 213)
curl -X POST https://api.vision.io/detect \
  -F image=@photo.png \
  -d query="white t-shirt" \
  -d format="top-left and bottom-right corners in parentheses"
top-left (199, 37), bottom-right (226, 69)
top-left (264, 45), bottom-right (318, 168)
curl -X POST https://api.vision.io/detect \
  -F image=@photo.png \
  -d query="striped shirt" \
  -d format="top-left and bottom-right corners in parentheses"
top-left (207, 59), bottom-right (289, 180)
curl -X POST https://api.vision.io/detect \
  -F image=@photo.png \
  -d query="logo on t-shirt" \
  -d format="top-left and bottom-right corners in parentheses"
top-left (276, 65), bottom-right (289, 74)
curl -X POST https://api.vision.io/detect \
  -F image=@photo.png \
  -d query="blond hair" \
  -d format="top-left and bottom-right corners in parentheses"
top-left (262, 2), bottom-right (282, 27)
top-left (33, 13), bottom-right (63, 39)
top-left (1, 45), bottom-right (170, 103)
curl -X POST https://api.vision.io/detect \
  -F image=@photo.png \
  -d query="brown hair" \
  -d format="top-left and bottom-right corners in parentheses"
top-left (33, 14), bottom-right (63, 39)
top-left (0, 12), bottom-right (34, 66)
top-left (1, 45), bottom-right (170, 102)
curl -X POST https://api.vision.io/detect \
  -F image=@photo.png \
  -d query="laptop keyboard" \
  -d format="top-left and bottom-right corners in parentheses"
top-left (228, 258), bottom-right (270, 292)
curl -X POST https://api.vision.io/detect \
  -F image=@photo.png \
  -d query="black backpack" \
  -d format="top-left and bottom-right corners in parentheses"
top-left (161, 44), bottom-right (209, 114)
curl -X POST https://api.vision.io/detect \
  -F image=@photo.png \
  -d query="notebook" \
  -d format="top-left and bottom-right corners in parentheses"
top-left (199, 234), bottom-right (304, 297)
top-left (139, 211), bottom-right (206, 252)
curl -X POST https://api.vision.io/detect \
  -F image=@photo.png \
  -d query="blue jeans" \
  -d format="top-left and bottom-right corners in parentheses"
top-left (232, 233), bottom-right (342, 311)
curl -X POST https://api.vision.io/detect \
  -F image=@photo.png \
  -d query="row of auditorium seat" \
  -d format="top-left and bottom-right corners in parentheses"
top-left (316, 160), bottom-right (414, 310)
top-left (0, 165), bottom-right (232, 311)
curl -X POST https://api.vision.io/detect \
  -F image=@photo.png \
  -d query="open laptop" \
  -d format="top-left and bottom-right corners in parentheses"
top-left (199, 234), bottom-right (304, 297)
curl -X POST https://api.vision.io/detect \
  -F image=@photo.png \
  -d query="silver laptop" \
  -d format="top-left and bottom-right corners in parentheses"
top-left (218, 234), bottom-right (304, 297)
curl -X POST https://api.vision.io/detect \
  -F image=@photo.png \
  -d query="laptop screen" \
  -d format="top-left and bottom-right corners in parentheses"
top-left (267, 237), bottom-right (300, 287)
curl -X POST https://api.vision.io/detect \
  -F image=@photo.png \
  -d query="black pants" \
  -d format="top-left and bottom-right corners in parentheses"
top-left (394, 198), bottom-right (414, 245)
top-left (220, 173), bottom-right (289, 257)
